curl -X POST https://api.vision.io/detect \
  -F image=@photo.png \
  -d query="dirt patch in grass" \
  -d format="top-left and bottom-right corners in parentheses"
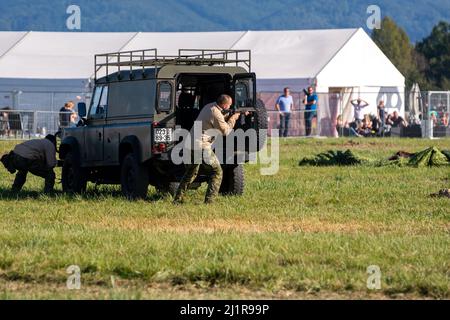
top-left (83, 217), bottom-right (441, 235)
top-left (0, 278), bottom-right (433, 300)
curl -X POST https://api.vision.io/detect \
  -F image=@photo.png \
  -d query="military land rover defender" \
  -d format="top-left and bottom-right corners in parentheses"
top-left (59, 49), bottom-right (268, 199)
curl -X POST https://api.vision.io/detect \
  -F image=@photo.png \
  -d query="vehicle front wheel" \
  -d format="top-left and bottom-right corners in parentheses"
top-left (120, 153), bottom-right (149, 199)
top-left (219, 164), bottom-right (244, 196)
top-left (61, 151), bottom-right (87, 194)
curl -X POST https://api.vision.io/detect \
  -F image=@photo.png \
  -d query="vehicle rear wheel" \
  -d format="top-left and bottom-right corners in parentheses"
top-left (120, 153), bottom-right (149, 199)
top-left (219, 164), bottom-right (244, 196)
top-left (61, 151), bottom-right (87, 194)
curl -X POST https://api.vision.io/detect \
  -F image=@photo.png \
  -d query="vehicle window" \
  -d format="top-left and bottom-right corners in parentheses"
top-left (89, 86), bottom-right (108, 117)
top-left (108, 80), bottom-right (156, 118)
top-left (89, 86), bottom-right (102, 116)
top-left (158, 82), bottom-right (173, 112)
top-left (98, 86), bottom-right (108, 114)
top-left (235, 81), bottom-right (249, 108)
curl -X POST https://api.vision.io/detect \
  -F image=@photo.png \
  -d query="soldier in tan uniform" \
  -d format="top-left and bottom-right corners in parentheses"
top-left (174, 94), bottom-right (241, 204)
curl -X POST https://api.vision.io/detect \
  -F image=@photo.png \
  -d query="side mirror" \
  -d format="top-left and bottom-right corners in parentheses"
top-left (77, 102), bottom-right (87, 118)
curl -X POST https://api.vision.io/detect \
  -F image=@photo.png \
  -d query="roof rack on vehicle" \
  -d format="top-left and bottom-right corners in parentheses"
top-left (94, 48), bottom-right (251, 81)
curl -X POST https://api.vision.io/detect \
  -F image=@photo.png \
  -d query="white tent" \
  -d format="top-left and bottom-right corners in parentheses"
top-left (0, 32), bottom-right (28, 57)
top-left (0, 29), bottom-right (405, 135)
top-left (233, 29), bottom-right (357, 89)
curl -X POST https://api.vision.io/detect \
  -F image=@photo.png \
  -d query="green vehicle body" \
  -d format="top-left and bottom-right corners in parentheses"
top-left (59, 49), bottom-right (267, 198)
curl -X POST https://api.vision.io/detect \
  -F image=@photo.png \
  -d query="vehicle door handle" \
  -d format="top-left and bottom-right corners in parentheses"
top-left (98, 132), bottom-right (102, 140)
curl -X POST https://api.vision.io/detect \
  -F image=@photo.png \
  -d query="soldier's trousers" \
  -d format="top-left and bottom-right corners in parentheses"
top-left (8, 152), bottom-right (55, 193)
top-left (175, 148), bottom-right (223, 203)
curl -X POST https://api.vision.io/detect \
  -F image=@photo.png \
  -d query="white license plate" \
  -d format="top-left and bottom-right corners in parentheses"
top-left (154, 128), bottom-right (173, 143)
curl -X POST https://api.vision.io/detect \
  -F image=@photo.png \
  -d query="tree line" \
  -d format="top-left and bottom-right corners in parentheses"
top-left (372, 17), bottom-right (450, 91)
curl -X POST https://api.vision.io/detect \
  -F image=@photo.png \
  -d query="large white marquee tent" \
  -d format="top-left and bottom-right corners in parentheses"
top-left (0, 28), bottom-right (405, 136)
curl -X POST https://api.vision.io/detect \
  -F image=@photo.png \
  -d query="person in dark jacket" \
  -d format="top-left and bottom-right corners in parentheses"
top-left (1, 135), bottom-right (57, 193)
top-left (59, 101), bottom-right (75, 128)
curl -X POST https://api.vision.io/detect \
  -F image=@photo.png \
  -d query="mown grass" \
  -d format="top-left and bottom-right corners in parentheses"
top-left (0, 138), bottom-right (449, 299)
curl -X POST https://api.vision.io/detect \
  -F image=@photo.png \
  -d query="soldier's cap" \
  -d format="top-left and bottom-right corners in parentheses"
top-left (45, 134), bottom-right (57, 148)
top-left (1, 153), bottom-right (16, 174)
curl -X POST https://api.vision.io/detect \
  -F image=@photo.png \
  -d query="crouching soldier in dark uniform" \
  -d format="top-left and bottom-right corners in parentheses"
top-left (174, 94), bottom-right (241, 204)
top-left (1, 135), bottom-right (57, 193)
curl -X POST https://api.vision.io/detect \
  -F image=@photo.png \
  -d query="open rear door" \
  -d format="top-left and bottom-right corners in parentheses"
top-left (224, 72), bottom-right (267, 164)
top-left (232, 73), bottom-right (256, 111)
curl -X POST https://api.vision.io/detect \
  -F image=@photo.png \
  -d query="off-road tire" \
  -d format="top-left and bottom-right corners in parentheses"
top-left (61, 151), bottom-right (87, 194)
top-left (255, 99), bottom-right (268, 151)
top-left (120, 153), bottom-right (149, 199)
top-left (219, 164), bottom-right (244, 196)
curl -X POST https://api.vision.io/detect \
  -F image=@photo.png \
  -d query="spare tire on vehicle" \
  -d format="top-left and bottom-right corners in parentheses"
top-left (254, 98), bottom-right (268, 151)
top-left (224, 99), bottom-right (269, 164)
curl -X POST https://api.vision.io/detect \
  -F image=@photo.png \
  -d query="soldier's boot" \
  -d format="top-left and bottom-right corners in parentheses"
top-left (12, 170), bottom-right (27, 193)
top-left (173, 190), bottom-right (185, 204)
top-left (173, 164), bottom-right (200, 204)
top-left (204, 162), bottom-right (223, 204)
top-left (44, 170), bottom-right (56, 194)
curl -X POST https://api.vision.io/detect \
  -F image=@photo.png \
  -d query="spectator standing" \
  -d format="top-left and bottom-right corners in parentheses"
top-left (442, 113), bottom-right (449, 127)
top-left (275, 87), bottom-right (294, 137)
top-left (302, 86), bottom-right (318, 136)
top-left (59, 101), bottom-right (75, 129)
top-left (430, 112), bottom-right (438, 127)
top-left (351, 98), bottom-right (369, 127)
top-left (377, 100), bottom-right (386, 136)
top-left (0, 107), bottom-right (11, 137)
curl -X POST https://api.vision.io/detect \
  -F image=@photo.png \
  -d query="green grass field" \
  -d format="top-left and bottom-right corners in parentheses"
top-left (0, 138), bottom-right (449, 300)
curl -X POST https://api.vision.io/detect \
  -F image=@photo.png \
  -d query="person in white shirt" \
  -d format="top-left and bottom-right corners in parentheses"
top-left (275, 87), bottom-right (294, 137)
top-left (351, 98), bottom-right (369, 127)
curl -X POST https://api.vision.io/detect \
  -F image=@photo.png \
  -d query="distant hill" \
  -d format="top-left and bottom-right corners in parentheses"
top-left (0, 0), bottom-right (449, 42)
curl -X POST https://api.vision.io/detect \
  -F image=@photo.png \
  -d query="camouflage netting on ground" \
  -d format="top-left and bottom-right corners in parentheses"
top-left (443, 150), bottom-right (450, 161)
top-left (383, 147), bottom-right (450, 167)
top-left (298, 149), bottom-right (370, 166)
top-left (299, 147), bottom-right (450, 167)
